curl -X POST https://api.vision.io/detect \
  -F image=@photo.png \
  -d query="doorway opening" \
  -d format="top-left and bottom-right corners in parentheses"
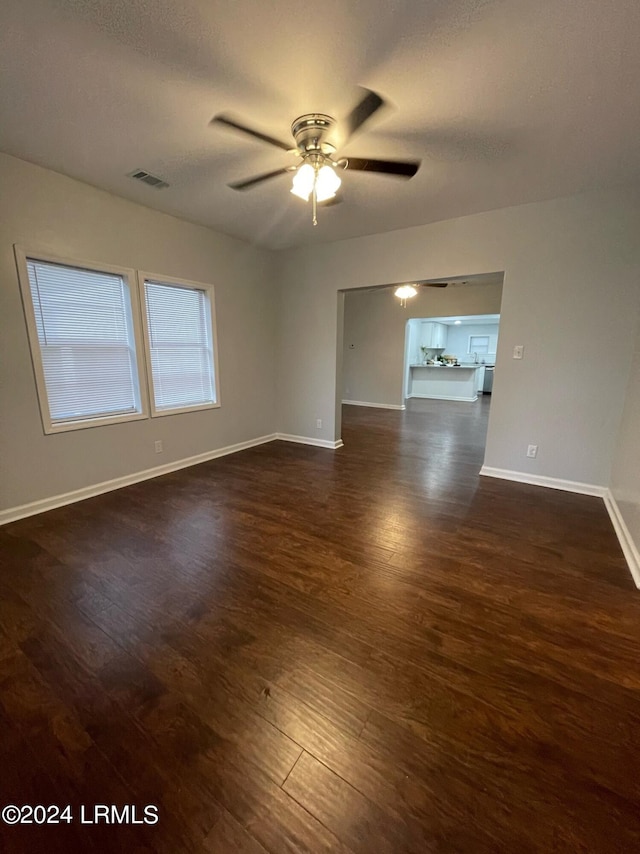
top-left (403, 313), bottom-right (500, 402)
top-left (338, 273), bottom-right (504, 465)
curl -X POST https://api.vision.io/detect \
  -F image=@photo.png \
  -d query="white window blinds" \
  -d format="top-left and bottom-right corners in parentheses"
top-left (26, 259), bottom-right (141, 425)
top-left (143, 280), bottom-right (217, 412)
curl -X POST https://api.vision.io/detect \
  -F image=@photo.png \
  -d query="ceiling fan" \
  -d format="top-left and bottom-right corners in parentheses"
top-left (394, 281), bottom-right (448, 306)
top-left (211, 89), bottom-right (421, 225)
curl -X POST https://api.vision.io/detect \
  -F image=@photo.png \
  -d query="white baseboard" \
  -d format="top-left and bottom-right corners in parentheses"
top-left (0, 433), bottom-right (277, 526)
top-left (0, 431), bottom-right (348, 526)
top-left (408, 393), bottom-right (478, 403)
top-left (603, 490), bottom-right (640, 589)
top-left (479, 466), bottom-right (607, 497)
top-left (342, 400), bottom-right (406, 410)
top-left (275, 433), bottom-right (344, 450)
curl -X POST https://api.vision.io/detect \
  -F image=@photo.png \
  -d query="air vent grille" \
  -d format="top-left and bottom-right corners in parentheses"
top-left (127, 169), bottom-right (170, 189)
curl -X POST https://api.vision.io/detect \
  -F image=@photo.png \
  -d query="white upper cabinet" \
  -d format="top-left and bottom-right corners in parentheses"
top-left (420, 321), bottom-right (447, 349)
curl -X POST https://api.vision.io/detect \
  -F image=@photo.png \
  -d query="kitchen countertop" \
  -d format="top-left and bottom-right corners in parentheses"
top-left (410, 364), bottom-right (482, 369)
top-left (408, 362), bottom-right (481, 402)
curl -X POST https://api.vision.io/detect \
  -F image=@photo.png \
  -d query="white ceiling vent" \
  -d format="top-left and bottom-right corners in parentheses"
top-left (127, 169), bottom-right (169, 189)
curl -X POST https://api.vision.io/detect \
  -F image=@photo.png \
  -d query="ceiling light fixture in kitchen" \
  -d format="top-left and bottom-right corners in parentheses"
top-left (394, 284), bottom-right (418, 307)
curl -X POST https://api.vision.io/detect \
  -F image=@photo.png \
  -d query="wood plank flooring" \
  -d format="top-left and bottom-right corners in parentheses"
top-left (1, 398), bottom-right (640, 852)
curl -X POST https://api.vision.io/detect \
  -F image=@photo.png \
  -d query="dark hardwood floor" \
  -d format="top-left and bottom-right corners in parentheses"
top-left (1, 397), bottom-right (640, 852)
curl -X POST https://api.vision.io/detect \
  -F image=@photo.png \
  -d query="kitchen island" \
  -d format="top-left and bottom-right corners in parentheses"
top-left (408, 364), bottom-right (482, 402)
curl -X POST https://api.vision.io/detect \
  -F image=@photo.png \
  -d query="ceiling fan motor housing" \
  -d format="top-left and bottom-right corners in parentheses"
top-left (291, 114), bottom-right (337, 155)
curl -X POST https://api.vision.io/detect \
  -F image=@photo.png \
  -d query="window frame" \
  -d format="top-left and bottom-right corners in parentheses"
top-left (137, 271), bottom-right (221, 418)
top-left (14, 246), bottom-right (150, 435)
top-left (468, 334), bottom-right (490, 355)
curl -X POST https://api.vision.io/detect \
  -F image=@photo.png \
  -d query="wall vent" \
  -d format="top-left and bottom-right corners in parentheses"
top-left (127, 169), bottom-right (170, 189)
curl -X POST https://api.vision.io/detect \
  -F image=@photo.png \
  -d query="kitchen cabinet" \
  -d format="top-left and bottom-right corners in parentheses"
top-left (408, 365), bottom-right (480, 401)
top-left (420, 321), bottom-right (447, 349)
top-left (476, 365), bottom-right (485, 392)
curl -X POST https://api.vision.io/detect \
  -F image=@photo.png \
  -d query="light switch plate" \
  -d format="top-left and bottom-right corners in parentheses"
top-left (513, 345), bottom-right (524, 359)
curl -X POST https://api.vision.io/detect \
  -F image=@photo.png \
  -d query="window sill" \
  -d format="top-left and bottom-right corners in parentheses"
top-left (44, 410), bottom-right (148, 435)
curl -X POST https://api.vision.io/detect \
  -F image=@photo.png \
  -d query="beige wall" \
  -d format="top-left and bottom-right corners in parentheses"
top-left (276, 187), bottom-right (640, 488)
top-left (342, 283), bottom-right (503, 406)
top-left (0, 153), bottom-right (277, 511)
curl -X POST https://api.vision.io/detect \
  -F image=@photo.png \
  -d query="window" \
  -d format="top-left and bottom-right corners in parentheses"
top-left (15, 248), bottom-right (147, 433)
top-left (468, 335), bottom-right (490, 355)
top-left (139, 273), bottom-right (219, 416)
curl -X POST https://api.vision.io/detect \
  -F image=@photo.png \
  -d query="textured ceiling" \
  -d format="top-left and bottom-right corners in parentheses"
top-left (1, 0), bottom-right (640, 248)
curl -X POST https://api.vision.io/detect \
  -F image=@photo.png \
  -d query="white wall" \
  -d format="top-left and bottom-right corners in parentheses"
top-left (609, 305), bottom-right (640, 578)
top-left (0, 153), bottom-right (277, 512)
top-left (342, 285), bottom-right (502, 406)
top-left (276, 187), bottom-right (640, 487)
top-left (444, 323), bottom-right (499, 362)
top-left (407, 319), bottom-right (421, 366)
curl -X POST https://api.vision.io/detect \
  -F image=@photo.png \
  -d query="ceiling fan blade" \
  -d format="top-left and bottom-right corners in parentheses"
top-left (344, 88), bottom-right (385, 140)
top-left (228, 167), bottom-right (295, 191)
top-left (345, 157), bottom-right (420, 178)
top-left (212, 114), bottom-right (292, 152)
top-left (318, 193), bottom-right (344, 207)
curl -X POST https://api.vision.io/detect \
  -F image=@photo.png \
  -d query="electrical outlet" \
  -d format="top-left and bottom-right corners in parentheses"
top-left (526, 444), bottom-right (538, 458)
top-left (154, 440), bottom-right (163, 453)
top-left (513, 345), bottom-right (524, 359)
top-left (316, 419), bottom-right (322, 429)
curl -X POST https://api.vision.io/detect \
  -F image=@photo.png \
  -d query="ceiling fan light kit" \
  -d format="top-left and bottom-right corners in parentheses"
top-left (290, 163), bottom-right (316, 201)
top-left (212, 89), bottom-right (420, 226)
top-left (394, 280), bottom-right (450, 305)
top-left (395, 284), bottom-right (418, 307)
top-left (291, 162), bottom-right (341, 201)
